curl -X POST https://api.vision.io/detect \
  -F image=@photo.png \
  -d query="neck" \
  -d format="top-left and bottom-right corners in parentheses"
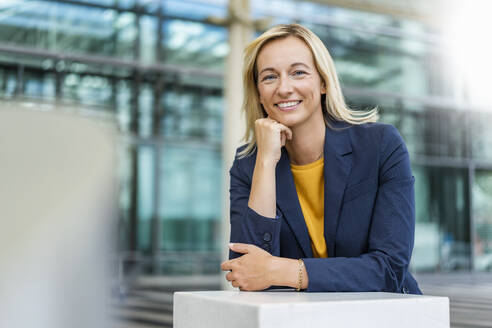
top-left (285, 117), bottom-right (325, 166)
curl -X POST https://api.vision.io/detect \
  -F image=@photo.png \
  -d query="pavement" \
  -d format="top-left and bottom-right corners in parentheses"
top-left (417, 272), bottom-right (492, 328)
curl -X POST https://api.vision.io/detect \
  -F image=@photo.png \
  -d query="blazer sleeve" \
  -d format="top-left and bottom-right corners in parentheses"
top-left (229, 151), bottom-right (283, 259)
top-left (303, 125), bottom-right (415, 293)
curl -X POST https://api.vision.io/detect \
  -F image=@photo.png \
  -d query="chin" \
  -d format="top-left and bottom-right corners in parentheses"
top-left (269, 116), bottom-right (292, 127)
top-left (275, 115), bottom-right (304, 127)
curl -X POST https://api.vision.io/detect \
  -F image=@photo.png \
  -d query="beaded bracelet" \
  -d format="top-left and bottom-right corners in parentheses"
top-left (296, 259), bottom-right (304, 291)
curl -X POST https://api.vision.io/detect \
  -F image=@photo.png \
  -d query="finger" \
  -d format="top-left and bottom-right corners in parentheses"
top-left (269, 119), bottom-right (281, 129)
top-left (231, 280), bottom-right (241, 288)
top-left (259, 117), bottom-right (277, 126)
top-left (263, 117), bottom-right (291, 138)
top-left (225, 271), bottom-right (234, 281)
top-left (280, 125), bottom-right (293, 140)
top-left (221, 260), bottom-right (233, 271)
top-left (273, 122), bottom-right (291, 138)
top-left (280, 131), bottom-right (286, 146)
top-left (229, 242), bottom-right (251, 254)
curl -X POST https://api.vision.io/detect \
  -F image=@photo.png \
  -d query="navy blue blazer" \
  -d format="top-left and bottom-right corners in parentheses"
top-left (229, 121), bottom-right (422, 294)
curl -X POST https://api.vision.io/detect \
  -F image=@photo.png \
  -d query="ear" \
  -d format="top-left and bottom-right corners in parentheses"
top-left (321, 80), bottom-right (326, 94)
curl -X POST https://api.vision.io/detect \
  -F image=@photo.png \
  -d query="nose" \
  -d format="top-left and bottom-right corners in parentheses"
top-left (277, 75), bottom-right (293, 97)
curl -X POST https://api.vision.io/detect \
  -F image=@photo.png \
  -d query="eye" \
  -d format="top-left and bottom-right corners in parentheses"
top-left (292, 70), bottom-right (307, 77)
top-left (261, 74), bottom-right (277, 82)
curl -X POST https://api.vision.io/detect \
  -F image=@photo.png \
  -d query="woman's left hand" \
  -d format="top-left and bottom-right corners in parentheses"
top-left (221, 243), bottom-right (275, 291)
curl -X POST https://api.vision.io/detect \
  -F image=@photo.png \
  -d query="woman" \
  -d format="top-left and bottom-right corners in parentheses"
top-left (220, 24), bottom-right (421, 294)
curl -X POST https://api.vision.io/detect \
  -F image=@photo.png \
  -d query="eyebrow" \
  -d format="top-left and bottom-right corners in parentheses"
top-left (258, 62), bottom-right (311, 76)
top-left (291, 62), bottom-right (310, 69)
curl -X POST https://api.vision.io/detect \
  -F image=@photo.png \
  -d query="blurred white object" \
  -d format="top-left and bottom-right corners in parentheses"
top-left (0, 108), bottom-right (117, 328)
top-left (174, 291), bottom-right (450, 328)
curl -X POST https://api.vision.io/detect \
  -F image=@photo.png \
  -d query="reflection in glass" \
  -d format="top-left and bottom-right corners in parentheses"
top-left (62, 73), bottom-right (112, 107)
top-left (0, 67), bottom-right (18, 98)
top-left (161, 86), bottom-right (223, 141)
top-left (162, 20), bottom-right (228, 69)
top-left (163, 0), bottom-right (227, 21)
top-left (0, 2), bottom-right (137, 59)
top-left (411, 165), bottom-right (471, 272)
top-left (137, 145), bottom-right (154, 252)
top-left (474, 171), bottom-right (492, 271)
top-left (116, 79), bottom-right (132, 133)
top-left (159, 145), bottom-right (222, 252)
top-left (471, 113), bottom-right (492, 161)
top-left (140, 15), bottom-right (157, 63)
top-left (138, 84), bottom-right (154, 137)
top-left (23, 71), bottom-right (56, 99)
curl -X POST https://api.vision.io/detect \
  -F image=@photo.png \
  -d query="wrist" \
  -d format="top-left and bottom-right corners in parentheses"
top-left (268, 257), bottom-right (299, 288)
top-left (256, 154), bottom-right (278, 168)
top-left (267, 256), bottom-right (282, 286)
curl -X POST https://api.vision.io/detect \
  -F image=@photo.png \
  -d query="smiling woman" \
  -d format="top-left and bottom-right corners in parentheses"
top-left (221, 24), bottom-right (422, 294)
top-left (256, 36), bottom-right (326, 136)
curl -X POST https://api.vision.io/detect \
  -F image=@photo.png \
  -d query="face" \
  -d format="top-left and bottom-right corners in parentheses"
top-left (256, 36), bottom-right (326, 128)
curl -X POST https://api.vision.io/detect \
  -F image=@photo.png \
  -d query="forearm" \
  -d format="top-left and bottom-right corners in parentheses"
top-left (248, 157), bottom-right (277, 218)
top-left (270, 257), bottom-right (308, 290)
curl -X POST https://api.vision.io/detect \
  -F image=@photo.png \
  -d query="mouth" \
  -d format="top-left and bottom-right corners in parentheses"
top-left (275, 100), bottom-right (302, 111)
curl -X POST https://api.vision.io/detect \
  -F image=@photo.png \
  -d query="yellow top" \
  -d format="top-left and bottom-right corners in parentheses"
top-left (290, 157), bottom-right (327, 258)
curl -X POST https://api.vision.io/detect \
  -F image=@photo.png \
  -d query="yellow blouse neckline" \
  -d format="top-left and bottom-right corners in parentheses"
top-left (290, 156), bottom-right (324, 170)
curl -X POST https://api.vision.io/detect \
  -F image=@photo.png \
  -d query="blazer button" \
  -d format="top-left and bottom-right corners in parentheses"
top-left (262, 243), bottom-right (271, 252)
top-left (263, 232), bottom-right (272, 242)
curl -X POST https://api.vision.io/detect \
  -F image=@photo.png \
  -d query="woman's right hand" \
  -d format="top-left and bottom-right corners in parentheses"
top-left (248, 118), bottom-right (291, 217)
top-left (254, 118), bottom-right (292, 165)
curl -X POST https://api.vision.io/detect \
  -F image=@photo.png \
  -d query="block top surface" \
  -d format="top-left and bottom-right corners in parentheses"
top-left (174, 291), bottom-right (447, 306)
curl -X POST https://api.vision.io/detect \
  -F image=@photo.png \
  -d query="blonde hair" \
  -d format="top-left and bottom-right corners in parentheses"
top-left (239, 24), bottom-right (378, 157)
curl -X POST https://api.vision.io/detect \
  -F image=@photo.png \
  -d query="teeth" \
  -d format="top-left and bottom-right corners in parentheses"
top-left (277, 101), bottom-right (300, 108)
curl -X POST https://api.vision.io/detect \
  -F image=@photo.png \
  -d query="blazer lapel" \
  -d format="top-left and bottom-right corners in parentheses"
top-left (323, 123), bottom-right (353, 257)
top-left (276, 148), bottom-right (313, 258)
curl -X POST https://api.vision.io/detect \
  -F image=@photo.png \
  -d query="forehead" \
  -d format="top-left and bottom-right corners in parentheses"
top-left (256, 36), bottom-right (315, 70)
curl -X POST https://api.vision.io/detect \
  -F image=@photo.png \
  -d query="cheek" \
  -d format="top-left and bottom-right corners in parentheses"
top-left (258, 89), bottom-right (271, 108)
top-left (257, 86), bottom-right (271, 106)
top-left (296, 78), bottom-right (314, 90)
top-left (257, 88), bottom-right (265, 104)
top-left (300, 81), bottom-right (322, 100)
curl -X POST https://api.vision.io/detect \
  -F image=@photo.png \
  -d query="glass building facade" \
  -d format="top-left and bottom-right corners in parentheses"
top-left (1, 0), bottom-right (491, 274)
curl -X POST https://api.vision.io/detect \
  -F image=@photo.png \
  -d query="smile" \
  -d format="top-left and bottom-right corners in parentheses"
top-left (275, 100), bottom-right (302, 110)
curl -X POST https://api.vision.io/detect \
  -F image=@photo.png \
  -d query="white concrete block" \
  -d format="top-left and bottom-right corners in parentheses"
top-left (174, 291), bottom-right (449, 328)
